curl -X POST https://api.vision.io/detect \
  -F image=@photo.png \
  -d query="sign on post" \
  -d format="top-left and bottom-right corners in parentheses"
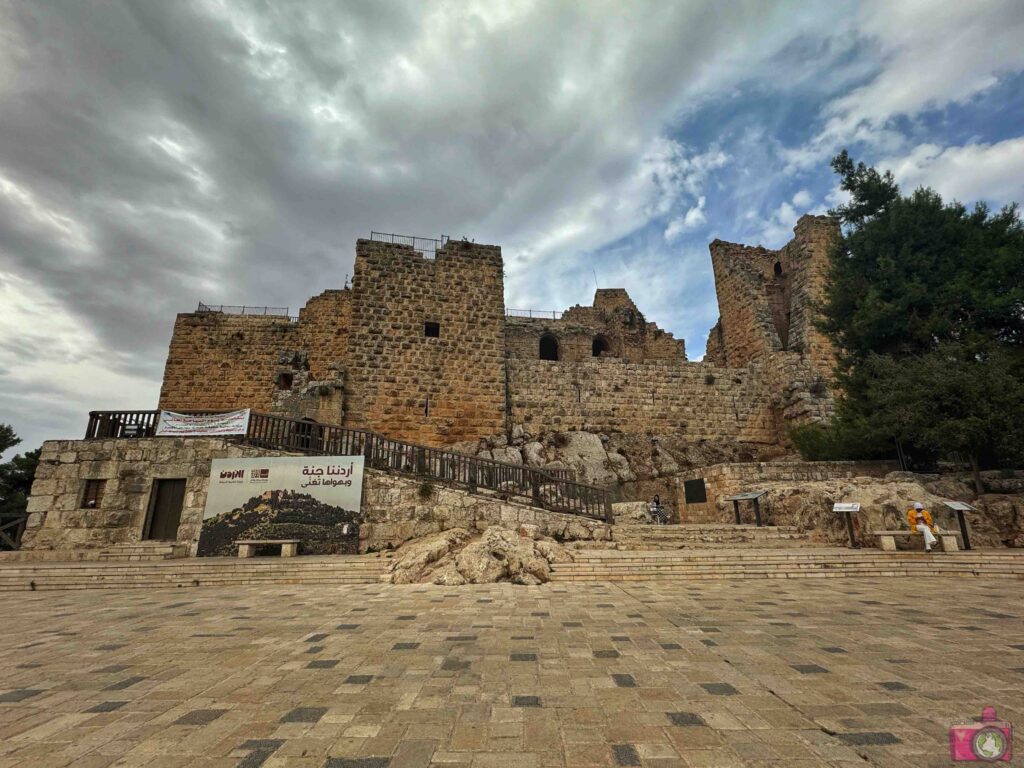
top-left (833, 502), bottom-right (861, 548)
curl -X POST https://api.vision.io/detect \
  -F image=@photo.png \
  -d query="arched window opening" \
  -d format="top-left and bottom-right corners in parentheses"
top-left (773, 261), bottom-right (783, 276)
top-left (592, 335), bottom-right (610, 357)
top-left (539, 334), bottom-right (560, 361)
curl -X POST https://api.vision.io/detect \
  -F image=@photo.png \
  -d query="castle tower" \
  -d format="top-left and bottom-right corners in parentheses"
top-left (705, 214), bottom-right (838, 378)
top-left (342, 238), bottom-right (508, 445)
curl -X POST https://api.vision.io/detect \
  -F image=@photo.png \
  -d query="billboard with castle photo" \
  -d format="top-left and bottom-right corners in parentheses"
top-left (197, 456), bottom-right (365, 557)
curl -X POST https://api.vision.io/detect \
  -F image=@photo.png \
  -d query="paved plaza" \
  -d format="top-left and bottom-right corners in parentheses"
top-left (1, 578), bottom-right (1022, 768)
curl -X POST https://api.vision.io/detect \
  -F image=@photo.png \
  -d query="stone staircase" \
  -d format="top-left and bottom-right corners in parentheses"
top-left (0, 555), bottom-right (389, 592)
top-left (0, 541), bottom-right (189, 563)
top-left (612, 523), bottom-right (816, 549)
top-left (550, 548), bottom-right (1024, 582)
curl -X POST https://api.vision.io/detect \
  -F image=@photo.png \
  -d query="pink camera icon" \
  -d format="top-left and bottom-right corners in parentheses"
top-left (949, 707), bottom-right (1012, 761)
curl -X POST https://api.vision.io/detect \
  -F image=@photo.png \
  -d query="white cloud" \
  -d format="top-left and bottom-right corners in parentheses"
top-left (784, 0), bottom-right (1024, 170)
top-left (881, 138), bottom-right (1024, 205)
top-left (664, 196), bottom-right (707, 242)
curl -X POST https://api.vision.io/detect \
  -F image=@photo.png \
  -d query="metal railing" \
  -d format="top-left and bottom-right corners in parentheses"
top-left (506, 308), bottom-right (564, 320)
top-left (369, 231), bottom-right (449, 257)
top-left (85, 410), bottom-right (612, 522)
top-left (196, 303), bottom-right (299, 321)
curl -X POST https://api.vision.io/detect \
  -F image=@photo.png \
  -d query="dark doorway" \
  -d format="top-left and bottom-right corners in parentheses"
top-left (683, 478), bottom-right (708, 504)
top-left (145, 479), bottom-right (185, 540)
top-left (539, 334), bottom-right (559, 361)
top-left (592, 335), bottom-right (610, 357)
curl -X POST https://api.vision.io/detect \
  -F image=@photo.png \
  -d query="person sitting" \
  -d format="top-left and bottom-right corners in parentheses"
top-left (907, 502), bottom-right (939, 552)
top-left (648, 495), bottom-right (668, 525)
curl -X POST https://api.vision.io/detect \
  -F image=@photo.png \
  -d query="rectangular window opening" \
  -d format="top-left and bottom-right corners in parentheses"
top-left (683, 478), bottom-right (708, 505)
top-left (424, 321), bottom-right (440, 338)
top-left (81, 479), bottom-right (106, 509)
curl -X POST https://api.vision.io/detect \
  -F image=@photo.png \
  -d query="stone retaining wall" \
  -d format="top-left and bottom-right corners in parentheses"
top-left (22, 438), bottom-right (611, 556)
top-left (675, 460), bottom-right (899, 522)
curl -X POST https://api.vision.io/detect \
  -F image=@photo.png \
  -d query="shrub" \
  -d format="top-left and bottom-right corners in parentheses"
top-left (418, 481), bottom-right (434, 501)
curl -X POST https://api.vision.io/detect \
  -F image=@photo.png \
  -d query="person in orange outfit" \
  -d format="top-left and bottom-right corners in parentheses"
top-left (907, 502), bottom-right (938, 552)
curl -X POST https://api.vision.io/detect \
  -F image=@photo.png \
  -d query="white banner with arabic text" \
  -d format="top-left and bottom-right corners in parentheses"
top-left (155, 409), bottom-right (250, 437)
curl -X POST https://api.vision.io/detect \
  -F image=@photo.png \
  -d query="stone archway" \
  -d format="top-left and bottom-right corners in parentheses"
top-left (539, 333), bottom-right (560, 361)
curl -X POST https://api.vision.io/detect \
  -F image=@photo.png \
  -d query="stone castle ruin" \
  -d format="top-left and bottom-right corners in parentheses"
top-left (160, 215), bottom-right (840, 452)
top-left (17, 211), bottom-right (1024, 563)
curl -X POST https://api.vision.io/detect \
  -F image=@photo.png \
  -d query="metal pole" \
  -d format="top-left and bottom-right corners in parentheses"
top-left (753, 498), bottom-right (762, 527)
top-left (733, 500), bottom-right (741, 525)
top-left (956, 509), bottom-right (972, 551)
top-left (844, 510), bottom-right (858, 548)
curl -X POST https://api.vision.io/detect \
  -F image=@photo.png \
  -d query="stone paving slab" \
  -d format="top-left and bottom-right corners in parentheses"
top-left (0, 578), bottom-right (1021, 767)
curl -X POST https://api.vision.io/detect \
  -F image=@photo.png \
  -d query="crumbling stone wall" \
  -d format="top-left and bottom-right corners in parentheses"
top-left (707, 215), bottom-right (838, 368)
top-left (508, 358), bottom-right (777, 444)
top-left (705, 215), bottom-right (840, 429)
top-left (159, 313), bottom-right (299, 413)
top-left (158, 289), bottom-right (351, 416)
top-left (296, 289), bottom-right (351, 380)
top-left (343, 239), bottom-right (507, 445)
top-left (779, 216), bottom-right (840, 380)
top-left (506, 288), bottom-right (685, 363)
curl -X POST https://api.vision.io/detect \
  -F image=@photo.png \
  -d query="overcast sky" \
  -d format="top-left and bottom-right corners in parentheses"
top-left (2, 1), bottom-right (1024, 456)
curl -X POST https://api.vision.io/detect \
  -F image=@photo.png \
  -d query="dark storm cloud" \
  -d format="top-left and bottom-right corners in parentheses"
top-left (1, 0), bottom-right (1023, 454)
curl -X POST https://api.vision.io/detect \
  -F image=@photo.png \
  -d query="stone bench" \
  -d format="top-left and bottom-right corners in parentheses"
top-left (873, 530), bottom-right (960, 552)
top-left (236, 539), bottom-right (299, 558)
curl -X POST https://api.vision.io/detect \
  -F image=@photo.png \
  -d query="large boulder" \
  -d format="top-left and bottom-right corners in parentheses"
top-left (455, 540), bottom-right (510, 583)
top-left (552, 432), bottom-right (615, 485)
top-left (612, 501), bottom-right (649, 523)
top-left (388, 528), bottom-right (472, 584)
top-left (385, 525), bottom-right (575, 585)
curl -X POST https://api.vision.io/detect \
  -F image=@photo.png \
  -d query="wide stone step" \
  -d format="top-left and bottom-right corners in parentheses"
top-left (0, 556), bottom-right (391, 591)
top-left (551, 549), bottom-right (1024, 581)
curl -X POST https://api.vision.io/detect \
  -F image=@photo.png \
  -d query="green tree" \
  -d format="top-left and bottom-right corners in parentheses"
top-left (0, 425), bottom-right (40, 549)
top-left (856, 343), bottom-right (1024, 492)
top-left (0, 423), bottom-right (18, 456)
top-left (794, 153), bottom-right (1024, 484)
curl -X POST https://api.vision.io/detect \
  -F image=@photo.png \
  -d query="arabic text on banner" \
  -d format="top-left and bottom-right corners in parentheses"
top-left (155, 409), bottom-right (250, 437)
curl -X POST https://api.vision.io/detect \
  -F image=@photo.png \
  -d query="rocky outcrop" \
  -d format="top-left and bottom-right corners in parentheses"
top-left (750, 472), bottom-right (1022, 549)
top-left (385, 525), bottom-right (575, 585)
top-left (451, 428), bottom-right (779, 494)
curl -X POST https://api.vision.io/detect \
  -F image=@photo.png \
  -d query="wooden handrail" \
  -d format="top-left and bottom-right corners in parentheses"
top-left (85, 410), bottom-right (613, 522)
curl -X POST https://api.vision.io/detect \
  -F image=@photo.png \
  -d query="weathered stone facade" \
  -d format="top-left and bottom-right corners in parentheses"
top-left (703, 215), bottom-right (840, 427)
top-left (157, 217), bottom-right (838, 449)
top-left (22, 438), bottom-right (612, 555)
top-left (343, 239), bottom-right (507, 445)
top-left (507, 359), bottom-right (776, 443)
top-left (506, 288), bottom-right (685, 363)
